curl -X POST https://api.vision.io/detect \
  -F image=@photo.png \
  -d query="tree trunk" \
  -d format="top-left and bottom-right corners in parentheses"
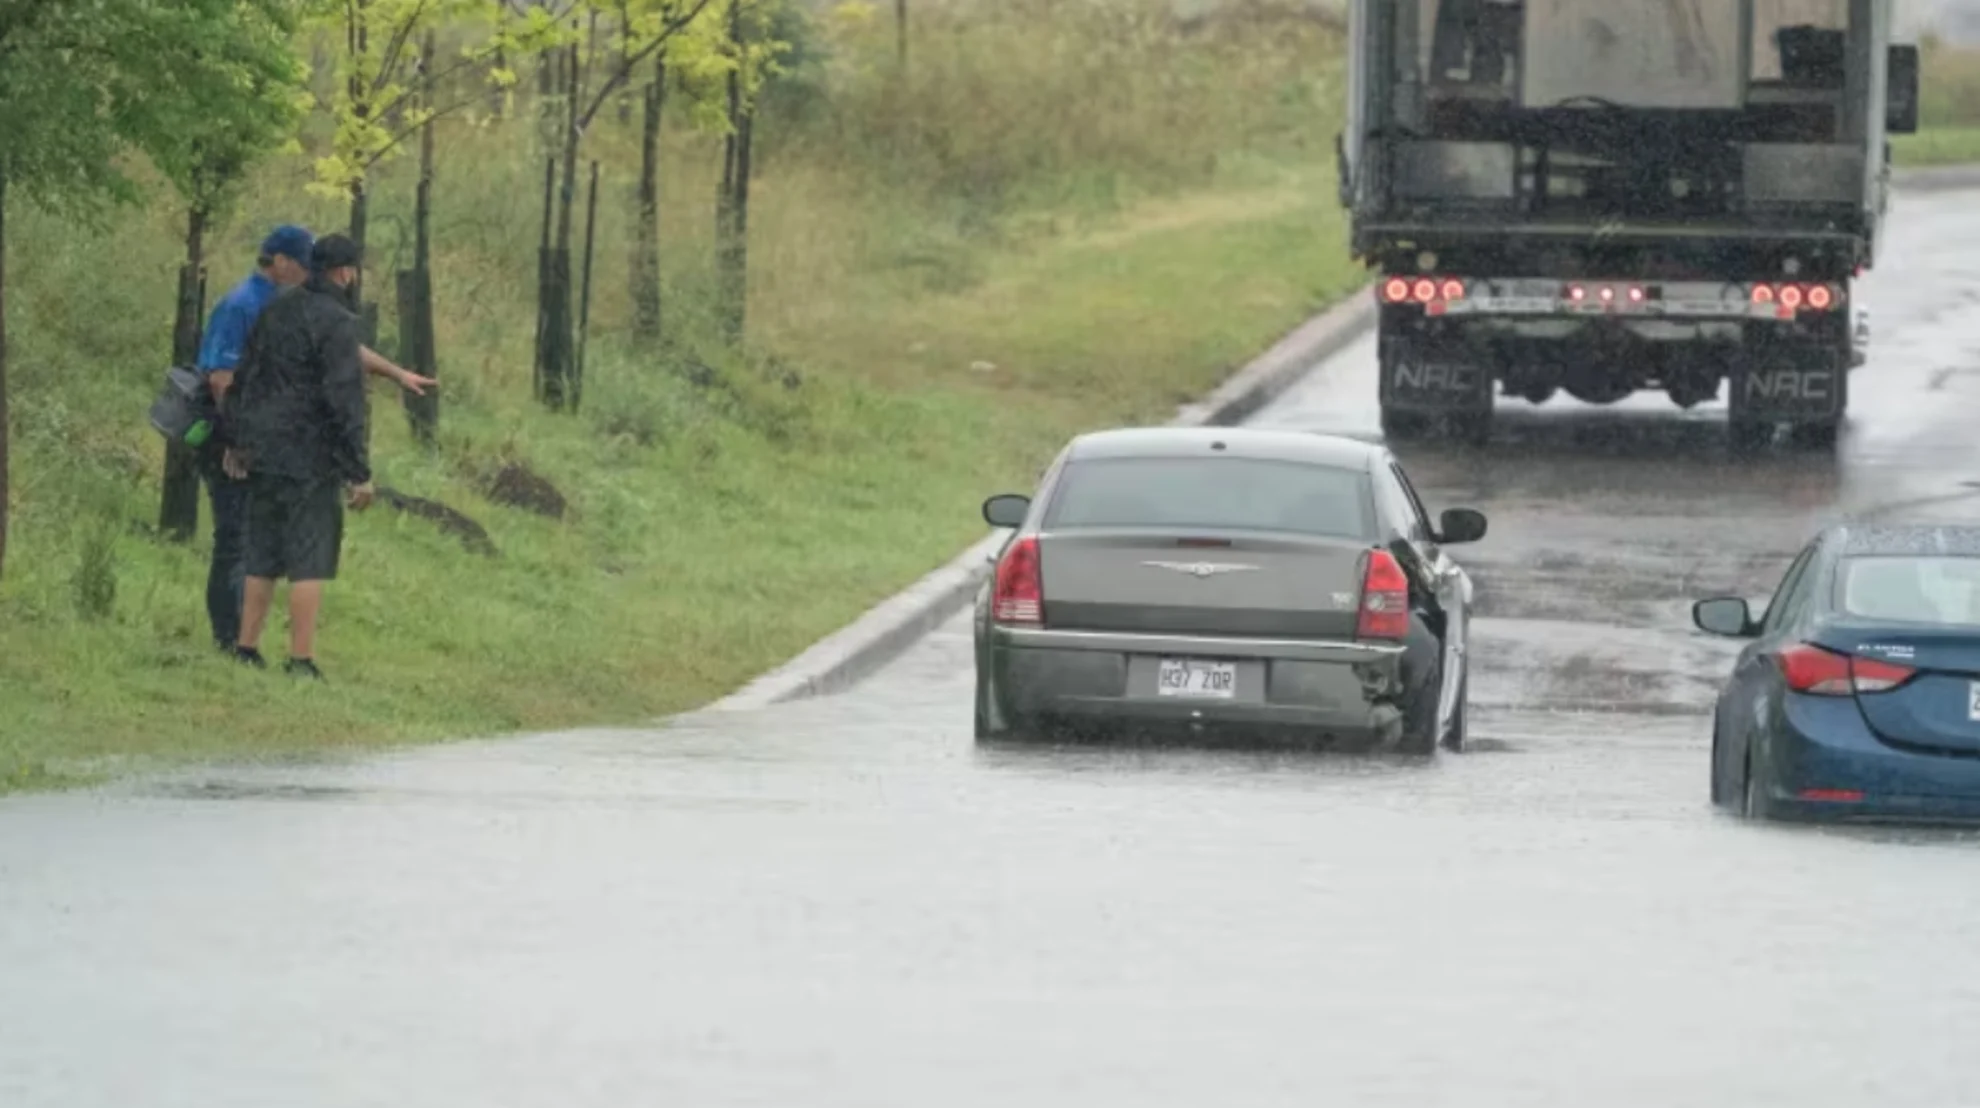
top-left (0, 167), bottom-right (10, 581)
top-left (716, 0), bottom-right (752, 347)
top-left (896, 0), bottom-right (908, 71)
top-left (540, 41), bottom-right (582, 409)
top-left (633, 55), bottom-right (665, 341)
top-left (403, 29), bottom-right (441, 444)
top-left (159, 204), bottom-right (210, 541)
top-left (348, 182), bottom-right (370, 303)
top-left (731, 107), bottom-right (753, 346)
top-left (492, 43), bottom-right (509, 118)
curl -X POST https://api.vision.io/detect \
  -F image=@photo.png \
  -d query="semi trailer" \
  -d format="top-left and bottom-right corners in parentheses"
top-left (1335, 0), bottom-right (1920, 448)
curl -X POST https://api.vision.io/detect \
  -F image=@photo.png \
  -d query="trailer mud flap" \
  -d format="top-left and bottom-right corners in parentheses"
top-left (1379, 343), bottom-right (1493, 414)
top-left (1730, 361), bottom-right (1845, 423)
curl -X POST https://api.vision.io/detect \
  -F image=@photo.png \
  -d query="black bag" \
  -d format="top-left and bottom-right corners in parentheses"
top-left (148, 365), bottom-right (218, 447)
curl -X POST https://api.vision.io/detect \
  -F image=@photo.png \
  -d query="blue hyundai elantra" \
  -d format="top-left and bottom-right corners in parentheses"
top-left (1693, 522), bottom-right (1980, 824)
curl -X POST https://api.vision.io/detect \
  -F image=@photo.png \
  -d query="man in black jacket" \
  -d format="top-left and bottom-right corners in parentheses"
top-left (223, 233), bottom-right (375, 679)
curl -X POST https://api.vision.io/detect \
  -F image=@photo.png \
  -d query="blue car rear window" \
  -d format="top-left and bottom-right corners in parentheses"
top-left (1043, 457), bottom-right (1374, 539)
top-left (1838, 555), bottom-right (1980, 627)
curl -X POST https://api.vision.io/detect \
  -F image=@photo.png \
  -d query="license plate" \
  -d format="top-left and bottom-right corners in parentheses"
top-left (1969, 682), bottom-right (1980, 722)
top-left (1157, 658), bottom-right (1236, 699)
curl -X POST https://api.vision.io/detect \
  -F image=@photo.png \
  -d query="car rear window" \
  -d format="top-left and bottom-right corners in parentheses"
top-left (1043, 456), bottom-right (1373, 539)
top-left (1838, 555), bottom-right (1980, 627)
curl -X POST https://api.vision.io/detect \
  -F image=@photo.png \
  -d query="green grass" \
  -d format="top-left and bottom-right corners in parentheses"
top-left (0, 1), bottom-right (1359, 789)
top-left (1896, 40), bottom-right (1980, 166)
top-left (1893, 124), bottom-right (1980, 167)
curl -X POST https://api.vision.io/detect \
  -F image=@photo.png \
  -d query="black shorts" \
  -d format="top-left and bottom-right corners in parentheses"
top-left (244, 473), bottom-right (345, 582)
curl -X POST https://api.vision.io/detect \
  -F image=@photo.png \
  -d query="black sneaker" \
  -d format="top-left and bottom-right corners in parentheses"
top-left (233, 645), bottom-right (267, 669)
top-left (284, 657), bottom-right (325, 681)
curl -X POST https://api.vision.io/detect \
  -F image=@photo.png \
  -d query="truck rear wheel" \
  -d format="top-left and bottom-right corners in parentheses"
top-left (1728, 417), bottom-right (1773, 454)
top-left (1450, 409), bottom-right (1493, 448)
top-left (1380, 408), bottom-right (1433, 441)
top-left (1788, 422), bottom-right (1839, 451)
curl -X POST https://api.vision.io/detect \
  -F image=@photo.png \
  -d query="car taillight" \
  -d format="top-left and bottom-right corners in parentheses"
top-left (1848, 654), bottom-right (1915, 692)
top-left (1357, 549), bottom-right (1410, 640)
top-left (1777, 643), bottom-right (1914, 695)
top-left (992, 536), bottom-right (1043, 625)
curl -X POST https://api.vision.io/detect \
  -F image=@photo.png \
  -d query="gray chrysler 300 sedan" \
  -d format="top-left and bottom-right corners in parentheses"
top-left (971, 426), bottom-right (1488, 754)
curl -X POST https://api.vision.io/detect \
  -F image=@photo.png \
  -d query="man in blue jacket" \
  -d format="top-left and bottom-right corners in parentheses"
top-left (194, 224), bottom-right (434, 651)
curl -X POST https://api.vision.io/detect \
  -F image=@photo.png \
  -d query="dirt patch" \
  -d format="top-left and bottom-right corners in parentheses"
top-left (485, 462), bottom-right (568, 520)
top-left (376, 486), bottom-right (499, 557)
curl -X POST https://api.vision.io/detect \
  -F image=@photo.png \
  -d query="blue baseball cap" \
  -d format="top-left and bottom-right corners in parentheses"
top-left (260, 224), bottom-right (314, 265)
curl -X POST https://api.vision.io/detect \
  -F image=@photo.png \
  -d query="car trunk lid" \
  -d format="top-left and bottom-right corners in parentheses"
top-left (1038, 529), bottom-right (1371, 639)
top-left (1814, 624), bottom-right (1980, 756)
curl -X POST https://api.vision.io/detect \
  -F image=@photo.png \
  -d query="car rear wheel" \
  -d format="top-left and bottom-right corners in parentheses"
top-left (1709, 726), bottom-right (1725, 807)
top-left (1741, 753), bottom-right (1774, 821)
top-left (974, 676), bottom-right (1041, 745)
top-left (1396, 678), bottom-right (1440, 757)
top-left (1440, 673), bottom-right (1468, 753)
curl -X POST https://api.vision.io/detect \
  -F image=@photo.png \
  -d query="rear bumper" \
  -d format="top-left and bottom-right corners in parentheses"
top-left (1758, 696), bottom-right (1980, 823)
top-left (984, 626), bottom-right (1409, 745)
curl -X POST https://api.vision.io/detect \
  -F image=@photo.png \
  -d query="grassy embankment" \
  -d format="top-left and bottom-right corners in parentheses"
top-left (1893, 39), bottom-right (1980, 165)
top-left (0, 2), bottom-right (1361, 789)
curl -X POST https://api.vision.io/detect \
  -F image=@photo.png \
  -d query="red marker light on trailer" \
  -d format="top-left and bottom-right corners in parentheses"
top-left (1807, 284), bottom-right (1834, 310)
top-left (1412, 279), bottom-right (1437, 303)
top-left (1383, 278), bottom-right (1411, 303)
top-left (1751, 283), bottom-right (1775, 304)
top-left (1779, 284), bottom-right (1804, 310)
top-left (1440, 279), bottom-right (1465, 301)
top-left (1628, 286), bottom-right (1646, 303)
top-left (1568, 285), bottom-right (1586, 302)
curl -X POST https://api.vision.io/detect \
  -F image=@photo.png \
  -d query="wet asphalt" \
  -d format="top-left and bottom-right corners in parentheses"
top-left (9, 189), bottom-right (1980, 1106)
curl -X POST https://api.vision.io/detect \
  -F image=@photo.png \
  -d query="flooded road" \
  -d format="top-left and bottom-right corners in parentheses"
top-left (9, 189), bottom-right (1980, 1106)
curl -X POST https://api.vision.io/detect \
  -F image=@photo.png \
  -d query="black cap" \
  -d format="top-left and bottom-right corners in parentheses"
top-left (310, 233), bottom-right (362, 272)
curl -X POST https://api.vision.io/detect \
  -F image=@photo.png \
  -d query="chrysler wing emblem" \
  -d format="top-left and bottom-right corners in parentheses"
top-left (1141, 560), bottom-right (1261, 579)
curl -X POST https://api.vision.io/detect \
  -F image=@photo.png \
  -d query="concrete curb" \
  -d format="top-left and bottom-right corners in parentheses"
top-left (709, 287), bottom-right (1381, 711)
top-left (1890, 163), bottom-right (1980, 192)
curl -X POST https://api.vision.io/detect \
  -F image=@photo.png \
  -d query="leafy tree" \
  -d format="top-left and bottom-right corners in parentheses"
top-left (709, 0), bottom-right (792, 345)
top-left (306, 0), bottom-right (551, 298)
top-left (139, 3), bottom-right (311, 540)
top-left (0, 0), bottom-right (306, 580)
top-left (526, 0), bottom-right (727, 407)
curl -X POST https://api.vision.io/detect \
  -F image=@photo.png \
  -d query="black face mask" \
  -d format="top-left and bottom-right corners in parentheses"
top-left (307, 272), bottom-right (359, 309)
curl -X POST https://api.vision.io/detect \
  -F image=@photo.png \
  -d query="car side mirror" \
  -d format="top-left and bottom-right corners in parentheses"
top-left (1887, 44), bottom-right (1920, 135)
top-left (1435, 507), bottom-right (1488, 544)
top-left (982, 493), bottom-right (1031, 529)
top-left (1692, 596), bottom-right (1757, 638)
